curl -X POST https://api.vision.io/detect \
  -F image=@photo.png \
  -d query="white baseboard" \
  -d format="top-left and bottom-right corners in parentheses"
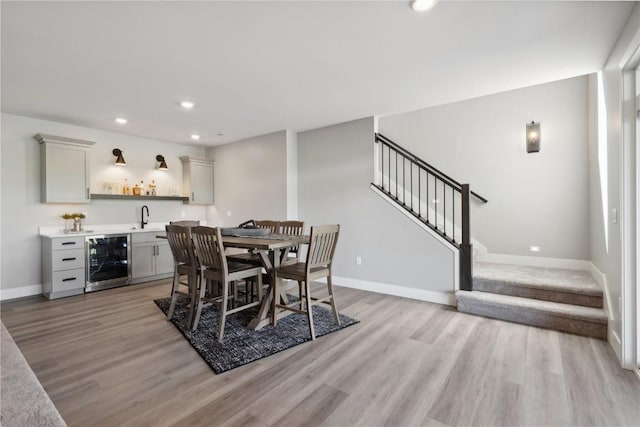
top-left (589, 263), bottom-right (611, 317)
top-left (485, 253), bottom-right (591, 271)
top-left (0, 284), bottom-right (43, 301)
top-left (326, 275), bottom-right (455, 306)
top-left (610, 328), bottom-right (623, 362)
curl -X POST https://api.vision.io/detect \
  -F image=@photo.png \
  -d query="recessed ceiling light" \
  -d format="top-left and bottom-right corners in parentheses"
top-left (216, 133), bottom-right (225, 137)
top-left (190, 134), bottom-right (201, 141)
top-left (180, 101), bottom-right (195, 109)
top-left (114, 117), bottom-right (127, 125)
top-left (410, 0), bottom-right (439, 12)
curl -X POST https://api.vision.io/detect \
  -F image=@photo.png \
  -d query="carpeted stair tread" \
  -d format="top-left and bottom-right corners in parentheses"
top-left (456, 290), bottom-right (608, 339)
top-left (473, 263), bottom-right (602, 296)
top-left (456, 290), bottom-right (607, 322)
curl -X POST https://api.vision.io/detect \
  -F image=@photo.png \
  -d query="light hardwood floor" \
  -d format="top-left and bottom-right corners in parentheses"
top-left (2, 280), bottom-right (639, 427)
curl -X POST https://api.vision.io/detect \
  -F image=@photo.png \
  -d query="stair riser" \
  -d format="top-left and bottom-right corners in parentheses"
top-left (473, 279), bottom-right (603, 308)
top-left (457, 298), bottom-right (607, 339)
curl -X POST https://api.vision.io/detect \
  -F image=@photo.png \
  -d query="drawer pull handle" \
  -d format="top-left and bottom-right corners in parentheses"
top-left (62, 257), bottom-right (76, 261)
top-left (61, 242), bottom-right (76, 246)
top-left (62, 277), bottom-right (77, 282)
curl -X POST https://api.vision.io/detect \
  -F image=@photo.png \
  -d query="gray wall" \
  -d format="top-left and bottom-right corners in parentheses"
top-left (298, 117), bottom-right (455, 293)
top-left (1, 113), bottom-right (207, 292)
top-left (380, 76), bottom-right (590, 260)
top-left (205, 130), bottom-right (290, 227)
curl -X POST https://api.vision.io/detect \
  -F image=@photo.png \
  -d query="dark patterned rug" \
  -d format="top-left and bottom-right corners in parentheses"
top-left (154, 296), bottom-right (359, 374)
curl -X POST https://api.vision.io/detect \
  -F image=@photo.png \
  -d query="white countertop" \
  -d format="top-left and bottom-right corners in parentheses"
top-left (39, 223), bottom-right (169, 238)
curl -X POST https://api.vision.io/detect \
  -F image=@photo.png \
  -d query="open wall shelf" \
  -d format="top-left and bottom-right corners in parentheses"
top-left (90, 194), bottom-right (189, 202)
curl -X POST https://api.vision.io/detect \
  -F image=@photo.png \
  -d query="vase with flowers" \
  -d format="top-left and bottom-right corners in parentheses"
top-left (61, 212), bottom-right (86, 233)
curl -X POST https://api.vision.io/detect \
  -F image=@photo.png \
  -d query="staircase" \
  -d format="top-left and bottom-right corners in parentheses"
top-left (372, 134), bottom-right (608, 339)
top-left (456, 263), bottom-right (608, 339)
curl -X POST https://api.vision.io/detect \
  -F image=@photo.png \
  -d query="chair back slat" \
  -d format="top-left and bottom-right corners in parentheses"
top-left (306, 224), bottom-right (340, 270)
top-left (165, 225), bottom-right (196, 265)
top-left (279, 220), bottom-right (304, 255)
top-left (279, 220), bottom-right (304, 236)
top-left (255, 220), bottom-right (279, 233)
top-left (191, 226), bottom-right (227, 275)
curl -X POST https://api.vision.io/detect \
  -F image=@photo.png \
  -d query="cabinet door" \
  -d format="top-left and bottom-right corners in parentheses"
top-left (35, 134), bottom-right (95, 204)
top-left (190, 162), bottom-right (214, 205)
top-left (44, 144), bottom-right (90, 203)
top-left (154, 241), bottom-right (174, 275)
top-left (131, 243), bottom-right (156, 279)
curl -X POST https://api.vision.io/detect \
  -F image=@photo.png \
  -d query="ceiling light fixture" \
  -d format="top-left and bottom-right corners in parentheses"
top-left (190, 134), bottom-right (201, 141)
top-left (410, 0), bottom-right (439, 12)
top-left (156, 154), bottom-right (168, 170)
top-left (114, 117), bottom-right (128, 125)
top-left (112, 148), bottom-right (126, 166)
top-left (180, 101), bottom-right (194, 109)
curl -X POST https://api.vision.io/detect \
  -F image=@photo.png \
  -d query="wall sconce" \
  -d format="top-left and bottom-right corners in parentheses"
top-left (156, 154), bottom-right (168, 170)
top-left (410, 0), bottom-right (439, 12)
top-left (526, 121), bottom-right (541, 153)
top-left (113, 148), bottom-right (126, 165)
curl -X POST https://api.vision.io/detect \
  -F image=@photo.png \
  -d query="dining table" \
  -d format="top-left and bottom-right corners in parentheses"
top-left (222, 233), bottom-right (308, 330)
top-left (158, 231), bottom-right (308, 330)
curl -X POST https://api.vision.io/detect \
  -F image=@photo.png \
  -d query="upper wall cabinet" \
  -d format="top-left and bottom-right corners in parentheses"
top-left (34, 134), bottom-right (95, 203)
top-left (180, 156), bottom-right (214, 205)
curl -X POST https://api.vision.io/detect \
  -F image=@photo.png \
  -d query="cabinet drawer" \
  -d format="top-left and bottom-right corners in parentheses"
top-left (52, 249), bottom-right (85, 271)
top-left (52, 237), bottom-right (84, 250)
top-left (52, 268), bottom-right (85, 291)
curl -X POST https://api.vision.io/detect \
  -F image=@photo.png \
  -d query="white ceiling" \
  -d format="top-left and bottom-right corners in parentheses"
top-left (1, 1), bottom-right (635, 147)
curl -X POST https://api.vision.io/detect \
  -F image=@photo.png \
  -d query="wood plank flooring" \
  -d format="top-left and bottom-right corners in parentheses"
top-left (2, 280), bottom-right (639, 427)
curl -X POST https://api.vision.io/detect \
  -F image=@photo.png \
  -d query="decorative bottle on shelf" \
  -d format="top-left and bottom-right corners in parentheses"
top-left (132, 183), bottom-right (140, 196)
top-left (139, 180), bottom-right (146, 196)
top-left (122, 178), bottom-right (130, 195)
top-left (149, 180), bottom-right (157, 196)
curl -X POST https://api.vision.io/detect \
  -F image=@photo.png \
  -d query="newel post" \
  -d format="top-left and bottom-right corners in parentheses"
top-left (459, 184), bottom-right (473, 291)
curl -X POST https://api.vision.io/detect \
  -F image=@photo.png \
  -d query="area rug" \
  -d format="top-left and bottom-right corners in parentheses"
top-left (154, 296), bottom-right (359, 374)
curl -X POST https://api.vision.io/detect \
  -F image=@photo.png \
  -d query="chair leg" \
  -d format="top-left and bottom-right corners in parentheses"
top-left (167, 267), bottom-right (181, 320)
top-left (190, 272), bottom-right (206, 331)
top-left (187, 272), bottom-right (196, 327)
top-left (327, 274), bottom-right (341, 326)
top-left (272, 275), bottom-right (279, 327)
top-left (305, 280), bottom-right (315, 340)
top-left (298, 280), bottom-right (304, 310)
top-left (218, 281), bottom-right (230, 342)
top-left (257, 272), bottom-right (263, 302)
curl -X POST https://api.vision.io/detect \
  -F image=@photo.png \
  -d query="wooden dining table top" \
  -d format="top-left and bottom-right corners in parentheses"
top-left (156, 232), bottom-right (308, 250)
top-left (221, 233), bottom-right (308, 250)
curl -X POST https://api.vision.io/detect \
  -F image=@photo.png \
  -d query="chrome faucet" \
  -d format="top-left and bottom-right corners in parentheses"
top-left (141, 205), bottom-right (149, 229)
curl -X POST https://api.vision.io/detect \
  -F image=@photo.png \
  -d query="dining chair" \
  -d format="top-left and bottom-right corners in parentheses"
top-left (275, 224), bottom-right (341, 340)
top-left (255, 220), bottom-right (280, 233)
top-left (190, 226), bottom-right (263, 340)
top-left (278, 220), bottom-right (304, 266)
top-left (165, 224), bottom-right (200, 328)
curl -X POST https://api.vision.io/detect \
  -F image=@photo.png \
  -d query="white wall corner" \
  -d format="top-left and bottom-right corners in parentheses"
top-left (0, 284), bottom-right (43, 301)
top-left (286, 130), bottom-right (298, 219)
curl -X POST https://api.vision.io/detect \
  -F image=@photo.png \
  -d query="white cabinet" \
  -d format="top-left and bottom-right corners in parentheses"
top-left (41, 236), bottom-right (86, 299)
top-left (131, 232), bottom-right (173, 283)
top-left (34, 134), bottom-right (95, 203)
top-left (180, 156), bottom-right (214, 205)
